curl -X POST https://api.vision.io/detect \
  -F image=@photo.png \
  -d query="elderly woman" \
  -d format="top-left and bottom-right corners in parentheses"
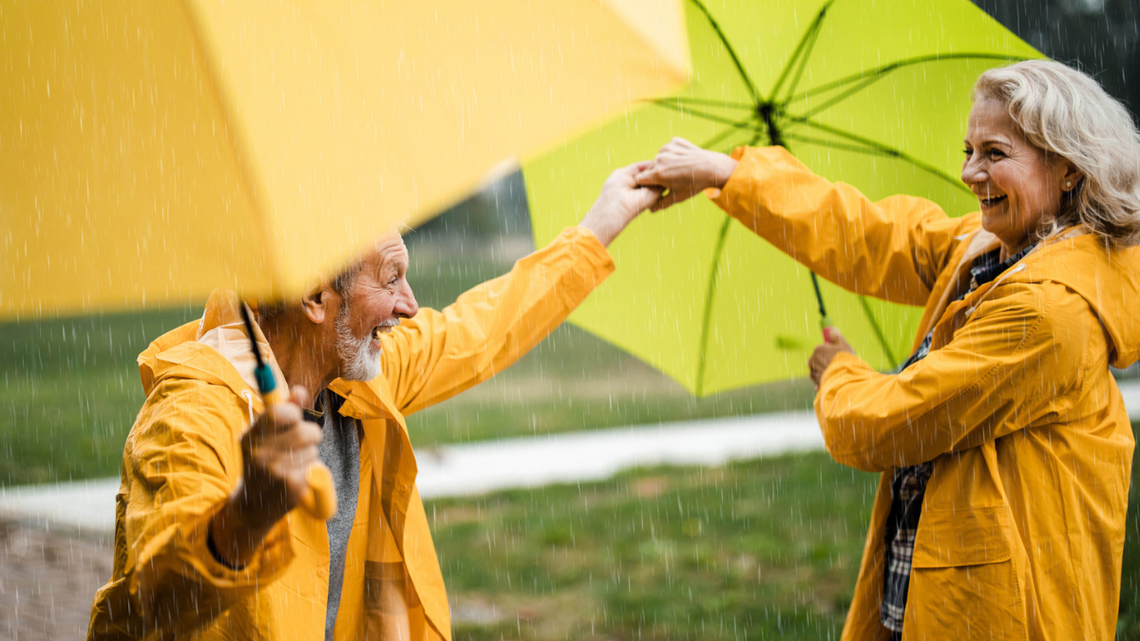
top-left (636, 59), bottom-right (1140, 639)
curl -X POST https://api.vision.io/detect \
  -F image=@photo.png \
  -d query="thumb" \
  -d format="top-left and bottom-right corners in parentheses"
top-left (634, 168), bottom-right (659, 187)
top-left (823, 326), bottom-right (842, 344)
top-left (631, 185), bottom-right (664, 212)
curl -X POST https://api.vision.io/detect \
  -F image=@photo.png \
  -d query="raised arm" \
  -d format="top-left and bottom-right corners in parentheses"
top-left (638, 139), bottom-right (974, 307)
top-left (380, 162), bottom-right (659, 415)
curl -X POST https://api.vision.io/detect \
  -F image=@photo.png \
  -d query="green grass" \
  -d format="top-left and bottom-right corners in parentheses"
top-left (0, 239), bottom-right (815, 485)
top-left (0, 306), bottom-right (812, 486)
top-left (0, 307), bottom-right (199, 485)
top-left (428, 451), bottom-right (876, 641)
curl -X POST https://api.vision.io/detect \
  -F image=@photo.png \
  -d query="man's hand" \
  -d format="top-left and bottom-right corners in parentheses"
top-left (808, 327), bottom-right (855, 389)
top-left (210, 385), bottom-right (326, 568)
top-left (578, 162), bottom-right (663, 247)
top-left (634, 137), bottom-right (739, 212)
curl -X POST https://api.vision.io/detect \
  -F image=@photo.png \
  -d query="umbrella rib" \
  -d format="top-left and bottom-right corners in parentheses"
top-left (653, 99), bottom-right (761, 129)
top-left (784, 53), bottom-right (1030, 107)
top-left (786, 115), bottom-right (971, 195)
top-left (702, 120), bottom-right (760, 153)
top-left (795, 73), bottom-right (885, 120)
top-left (696, 130), bottom-right (766, 396)
top-left (768, 0), bottom-right (834, 103)
top-left (688, 0), bottom-right (761, 104)
top-left (783, 131), bottom-right (905, 159)
top-left (696, 216), bottom-right (734, 397)
top-left (654, 96), bottom-right (757, 111)
top-left (776, 3), bottom-right (832, 103)
top-left (860, 297), bottom-right (899, 368)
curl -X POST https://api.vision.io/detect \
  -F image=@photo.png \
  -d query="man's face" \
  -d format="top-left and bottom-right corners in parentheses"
top-left (334, 233), bottom-right (419, 381)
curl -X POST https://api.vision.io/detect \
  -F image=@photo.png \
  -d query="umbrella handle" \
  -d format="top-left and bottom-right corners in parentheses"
top-left (819, 315), bottom-right (833, 339)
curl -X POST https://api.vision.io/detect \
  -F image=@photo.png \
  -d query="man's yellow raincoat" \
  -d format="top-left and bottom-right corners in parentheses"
top-left (713, 147), bottom-right (1140, 640)
top-left (87, 228), bottom-right (614, 640)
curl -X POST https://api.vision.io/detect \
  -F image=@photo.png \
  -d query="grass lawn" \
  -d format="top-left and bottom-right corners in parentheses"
top-left (0, 241), bottom-right (814, 485)
top-left (429, 451), bottom-right (876, 641)
top-left (433, 432), bottom-right (1140, 641)
top-left (0, 305), bottom-right (814, 486)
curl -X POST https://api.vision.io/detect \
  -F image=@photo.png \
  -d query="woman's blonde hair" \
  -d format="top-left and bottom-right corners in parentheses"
top-left (973, 59), bottom-right (1140, 247)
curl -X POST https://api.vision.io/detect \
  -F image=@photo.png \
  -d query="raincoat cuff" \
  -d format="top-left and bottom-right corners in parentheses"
top-left (709, 146), bottom-right (797, 219)
top-left (817, 350), bottom-right (867, 389)
top-left (564, 225), bottom-right (617, 275)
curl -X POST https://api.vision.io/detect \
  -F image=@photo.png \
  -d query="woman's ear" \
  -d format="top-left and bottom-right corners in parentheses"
top-left (1060, 161), bottom-right (1084, 193)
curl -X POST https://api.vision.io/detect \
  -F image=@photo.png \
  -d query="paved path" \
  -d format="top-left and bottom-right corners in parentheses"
top-left (5, 379), bottom-right (1140, 537)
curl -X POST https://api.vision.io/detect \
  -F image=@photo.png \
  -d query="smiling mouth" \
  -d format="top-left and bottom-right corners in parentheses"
top-left (371, 323), bottom-right (397, 340)
top-left (979, 195), bottom-right (1007, 207)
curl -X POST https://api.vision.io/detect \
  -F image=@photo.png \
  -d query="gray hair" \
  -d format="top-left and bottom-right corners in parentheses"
top-left (256, 263), bottom-right (361, 323)
top-left (973, 59), bottom-right (1140, 247)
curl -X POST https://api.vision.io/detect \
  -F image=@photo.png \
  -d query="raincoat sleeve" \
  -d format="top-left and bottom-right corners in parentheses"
top-left (123, 378), bottom-right (294, 630)
top-left (381, 226), bottom-right (615, 415)
top-left (710, 146), bottom-right (971, 306)
top-left (815, 281), bottom-right (1091, 472)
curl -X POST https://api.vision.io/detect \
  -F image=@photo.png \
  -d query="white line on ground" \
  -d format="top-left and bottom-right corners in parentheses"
top-left (5, 379), bottom-right (1140, 535)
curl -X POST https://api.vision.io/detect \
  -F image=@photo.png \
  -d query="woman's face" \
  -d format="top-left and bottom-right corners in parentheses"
top-left (961, 96), bottom-right (1071, 253)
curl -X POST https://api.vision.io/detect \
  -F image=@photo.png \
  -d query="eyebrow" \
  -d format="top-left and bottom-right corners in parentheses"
top-left (965, 138), bottom-right (1012, 148)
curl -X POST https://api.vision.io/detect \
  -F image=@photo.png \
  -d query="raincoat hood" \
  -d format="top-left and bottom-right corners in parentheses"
top-left (137, 292), bottom-right (288, 402)
top-left (1012, 231), bottom-right (1140, 369)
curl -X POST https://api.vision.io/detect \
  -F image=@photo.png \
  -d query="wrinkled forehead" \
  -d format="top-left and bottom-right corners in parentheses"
top-left (359, 231), bottom-right (408, 272)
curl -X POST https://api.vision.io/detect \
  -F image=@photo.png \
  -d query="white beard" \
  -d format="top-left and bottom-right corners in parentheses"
top-left (335, 310), bottom-right (382, 382)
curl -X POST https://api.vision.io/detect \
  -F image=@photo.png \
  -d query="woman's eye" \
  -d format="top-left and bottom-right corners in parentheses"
top-left (963, 148), bottom-right (972, 157)
top-left (988, 149), bottom-right (1005, 159)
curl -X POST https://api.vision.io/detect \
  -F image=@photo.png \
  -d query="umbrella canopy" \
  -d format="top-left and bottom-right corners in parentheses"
top-left (523, 0), bottom-right (1040, 396)
top-left (1, 0), bottom-right (689, 319)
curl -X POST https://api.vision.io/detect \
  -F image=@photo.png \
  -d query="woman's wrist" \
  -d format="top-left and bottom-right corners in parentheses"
top-left (708, 152), bottom-right (739, 190)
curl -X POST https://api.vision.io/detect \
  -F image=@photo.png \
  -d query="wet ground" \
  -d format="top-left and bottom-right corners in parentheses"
top-left (0, 519), bottom-right (110, 640)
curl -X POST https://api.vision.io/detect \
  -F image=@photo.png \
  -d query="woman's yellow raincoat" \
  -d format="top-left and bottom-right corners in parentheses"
top-left (713, 147), bottom-right (1140, 640)
top-left (87, 228), bottom-right (614, 640)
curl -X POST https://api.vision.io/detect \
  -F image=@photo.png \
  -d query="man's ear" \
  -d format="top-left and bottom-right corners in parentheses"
top-left (302, 283), bottom-right (335, 325)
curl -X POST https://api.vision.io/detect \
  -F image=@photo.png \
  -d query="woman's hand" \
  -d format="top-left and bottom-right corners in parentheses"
top-left (634, 138), bottom-right (738, 212)
top-left (809, 327), bottom-right (855, 389)
top-left (579, 161), bottom-right (663, 247)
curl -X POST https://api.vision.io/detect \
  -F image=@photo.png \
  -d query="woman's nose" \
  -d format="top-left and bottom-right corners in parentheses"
top-left (961, 156), bottom-right (985, 186)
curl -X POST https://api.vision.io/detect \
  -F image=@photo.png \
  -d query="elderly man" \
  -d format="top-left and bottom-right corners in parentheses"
top-left (87, 164), bottom-right (659, 640)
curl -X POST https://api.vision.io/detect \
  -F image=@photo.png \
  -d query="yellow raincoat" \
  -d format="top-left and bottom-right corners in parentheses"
top-left (87, 227), bottom-right (614, 640)
top-left (713, 147), bottom-right (1140, 640)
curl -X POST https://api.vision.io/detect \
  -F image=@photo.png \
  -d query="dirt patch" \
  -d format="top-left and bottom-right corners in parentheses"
top-left (0, 518), bottom-right (112, 640)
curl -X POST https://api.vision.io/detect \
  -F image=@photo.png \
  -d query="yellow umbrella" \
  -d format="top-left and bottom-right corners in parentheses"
top-left (1, 0), bottom-right (690, 318)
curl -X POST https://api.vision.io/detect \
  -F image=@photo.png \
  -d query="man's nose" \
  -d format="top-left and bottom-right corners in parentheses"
top-left (395, 280), bottom-right (419, 319)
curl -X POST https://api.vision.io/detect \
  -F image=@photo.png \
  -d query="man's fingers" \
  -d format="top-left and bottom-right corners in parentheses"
top-left (631, 186), bottom-right (664, 212)
top-left (290, 385), bottom-right (311, 409)
top-left (649, 189), bottom-right (693, 212)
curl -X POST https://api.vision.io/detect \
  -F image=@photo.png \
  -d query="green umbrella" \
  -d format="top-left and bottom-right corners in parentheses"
top-left (523, 0), bottom-right (1040, 396)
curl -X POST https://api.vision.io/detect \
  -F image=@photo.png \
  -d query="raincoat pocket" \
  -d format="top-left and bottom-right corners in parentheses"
top-left (906, 506), bottom-right (1028, 639)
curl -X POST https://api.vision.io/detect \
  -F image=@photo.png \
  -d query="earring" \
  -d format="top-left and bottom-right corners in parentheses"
top-left (1065, 181), bottom-right (1072, 190)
